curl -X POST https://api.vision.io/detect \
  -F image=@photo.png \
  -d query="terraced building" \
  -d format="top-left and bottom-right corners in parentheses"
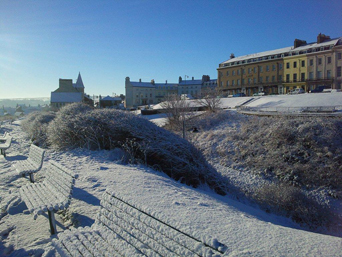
top-left (218, 33), bottom-right (342, 96)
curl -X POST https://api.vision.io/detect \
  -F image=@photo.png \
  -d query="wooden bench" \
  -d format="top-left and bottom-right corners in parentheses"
top-left (0, 135), bottom-right (12, 157)
top-left (19, 160), bottom-right (77, 235)
top-left (13, 144), bottom-right (45, 183)
top-left (52, 190), bottom-right (227, 256)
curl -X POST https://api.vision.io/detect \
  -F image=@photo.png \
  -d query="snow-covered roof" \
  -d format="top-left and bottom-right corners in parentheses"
top-left (179, 79), bottom-right (203, 86)
top-left (50, 92), bottom-right (83, 103)
top-left (73, 72), bottom-right (85, 89)
top-left (220, 37), bottom-right (341, 66)
top-left (130, 82), bottom-right (155, 88)
top-left (101, 96), bottom-right (122, 101)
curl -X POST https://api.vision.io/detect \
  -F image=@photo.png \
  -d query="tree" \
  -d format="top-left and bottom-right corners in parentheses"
top-left (160, 94), bottom-right (195, 138)
top-left (196, 86), bottom-right (222, 112)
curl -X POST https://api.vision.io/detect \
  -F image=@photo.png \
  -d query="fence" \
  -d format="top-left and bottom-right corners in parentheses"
top-left (238, 105), bottom-right (342, 115)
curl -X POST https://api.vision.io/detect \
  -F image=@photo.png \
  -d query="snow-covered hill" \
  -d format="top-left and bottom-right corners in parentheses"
top-left (0, 119), bottom-right (342, 256)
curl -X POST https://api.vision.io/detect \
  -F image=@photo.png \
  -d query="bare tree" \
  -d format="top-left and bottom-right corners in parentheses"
top-left (196, 87), bottom-right (222, 112)
top-left (160, 94), bottom-right (195, 137)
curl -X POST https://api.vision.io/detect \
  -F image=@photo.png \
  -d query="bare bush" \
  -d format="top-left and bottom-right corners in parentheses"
top-left (253, 183), bottom-right (332, 229)
top-left (21, 111), bottom-right (56, 147)
top-left (47, 103), bottom-right (226, 194)
top-left (196, 87), bottom-right (222, 112)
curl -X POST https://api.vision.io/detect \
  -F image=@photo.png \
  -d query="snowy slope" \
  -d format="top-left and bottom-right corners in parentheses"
top-left (0, 119), bottom-right (342, 256)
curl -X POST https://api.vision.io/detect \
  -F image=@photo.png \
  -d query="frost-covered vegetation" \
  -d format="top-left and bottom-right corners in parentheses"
top-left (21, 111), bottom-right (56, 147)
top-left (21, 103), bottom-right (226, 195)
top-left (188, 111), bottom-right (342, 230)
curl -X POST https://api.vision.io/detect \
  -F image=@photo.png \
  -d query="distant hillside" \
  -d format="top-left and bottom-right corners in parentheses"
top-left (0, 97), bottom-right (50, 108)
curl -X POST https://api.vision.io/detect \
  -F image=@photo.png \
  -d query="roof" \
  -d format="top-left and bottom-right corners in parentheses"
top-left (101, 96), bottom-right (122, 101)
top-left (73, 72), bottom-right (85, 89)
top-left (219, 37), bottom-right (341, 65)
top-left (130, 82), bottom-right (178, 88)
top-left (179, 79), bottom-right (203, 86)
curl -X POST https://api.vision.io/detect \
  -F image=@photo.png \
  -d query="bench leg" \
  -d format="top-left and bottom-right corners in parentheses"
top-left (29, 174), bottom-right (35, 183)
top-left (48, 210), bottom-right (57, 235)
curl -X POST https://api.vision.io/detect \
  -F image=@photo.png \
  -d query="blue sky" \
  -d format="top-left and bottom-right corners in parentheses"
top-left (1, 0), bottom-right (341, 99)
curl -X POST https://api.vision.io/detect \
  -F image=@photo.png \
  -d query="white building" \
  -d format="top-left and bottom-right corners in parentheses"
top-left (125, 75), bottom-right (216, 109)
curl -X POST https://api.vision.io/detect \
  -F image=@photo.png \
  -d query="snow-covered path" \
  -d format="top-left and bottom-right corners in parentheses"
top-left (0, 120), bottom-right (341, 256)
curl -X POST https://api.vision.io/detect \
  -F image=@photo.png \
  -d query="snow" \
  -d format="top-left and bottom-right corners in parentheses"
top-left (0, 96), bottom-right (342, 256)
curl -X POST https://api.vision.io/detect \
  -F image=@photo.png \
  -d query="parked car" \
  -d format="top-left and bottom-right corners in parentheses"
top-left (288, 88), bottom-right (305, 94)
top-left (233, 93), bottom-right (246, 97)
top-left (310, 86), bottom-right (325, 93)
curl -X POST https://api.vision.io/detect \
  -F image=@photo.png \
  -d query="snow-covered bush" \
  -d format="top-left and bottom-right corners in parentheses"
top-left (229, 116), bottom-right (342, 191)
top-left (252, 183), bottom-right (333, 229)
top-left (47, 103), bottom-right (226, 194)
top-left (21, 111), bottom-right (56, 147)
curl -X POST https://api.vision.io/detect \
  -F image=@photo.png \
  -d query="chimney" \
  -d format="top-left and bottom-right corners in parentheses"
top-left (230, 53), bottom-right (235, 59)
top-left (192, 77), bottom-right (194, 80)
top-left (165, 80), bottom-right (167, 84)
top-left (294, 39), bottom-right (307, 48)
top-left (202, 75), bottom-right (210, 82)
top-left (179, 76), bottom-right (182, 83)
top-left (317, 33), bottom-right (330, 44)
top-left (151, 79), bottom-right (155, 85)
top-left (139, 78), bottom-right (141, 82)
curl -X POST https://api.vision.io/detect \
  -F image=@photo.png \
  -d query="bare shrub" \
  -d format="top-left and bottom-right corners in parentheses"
top-left (228, 116), bottom-right (342, 191)
top-left (253, 183), bottom-right (332, 229)
top-left (21, 111), bottom-right (56, 147)
top-left (47, 103), bottom-right (226, 195)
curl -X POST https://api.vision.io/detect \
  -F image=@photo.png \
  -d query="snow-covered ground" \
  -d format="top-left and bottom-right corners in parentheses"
top-left (1, 116), bottom-right (342, 256)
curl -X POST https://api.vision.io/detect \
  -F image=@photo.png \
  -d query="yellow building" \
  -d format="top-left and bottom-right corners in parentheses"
top-left (218, 34), bottom-right (342, 95)
top-left (283, 55), bottom-right (308, 93)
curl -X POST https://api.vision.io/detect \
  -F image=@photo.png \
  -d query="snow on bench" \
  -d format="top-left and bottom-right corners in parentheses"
top-left (0, 131), bottom-right (8, 140)
top-left (13, 144), bottom-right (45, 183)
top-left (53, 190), bottom-right (228, 256)
top-left (19, 160), bottom-right (77, 235)
top-left (0, 135), bottom-right (12, 157)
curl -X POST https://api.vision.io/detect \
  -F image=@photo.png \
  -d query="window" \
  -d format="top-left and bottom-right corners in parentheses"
top-left (266, 65), bottom-right (269, 71)
top-left (278, 75), bottom-right (282, 82)
top-left (327, 70), bottom-right (331, 79)
top-left (293, 73), bottom-right (297, 82)
top-left (286, 63), bottom-right (290, 69)
top-left (254, 78), bottom-right (257, 84)
top-left (318, 58), bottom-right (322, 65)
top-left (310, 59), bottom-right (313, 66)
top-left (293, 62), bottom-right (297, 68)
top-left (272, 64), bottom-right (276, 71)
top-left (338, 66), bottom-right (341, 77)
top-left (279, 63), bottom-right (283, 70)
top-left (266, 76), bottom-right (269, 82)
top-left (248, 78), bottom-right (251, 84)
top-left (309, 72), bottom-right (314, 80)
top-left (248, 68), bottom-right (251, 74)
top-left (286, 74), bottom-right (290, 82)
top-left (338, 53), bottom-right (342, 60)
top-left (232, 70), bottom-right (235, 76)
top-left (259, 77), bottom-right (263, 83)
top-left (242, 69), bottom-right (245, 74)
top-left (237, 79), bottom-right (240, 85)
top-left (226, 81), bottom-right (229, 86)
top-left (301, 73), bottom-right (305, 81)
top-left (301, 60), bottom-right (305, 67)
top-left (260, 66), bottom-right (263, 72)
top-left (327, 57), bottom-right (331, 64)
top-left (237, 69), bottom-right (240, 75)
top-left (226, 71), bottom-right (229, 76)
top-left (254, 67), bottom-right (257, 73)
top-left (317, 71), bottom-right (322, 79)
top-left (272, 75), bottom-right (275, 82)
top-left (242, 79), bottom-right (245, 85)
top-left (232, 80), bottom-right (235, 86)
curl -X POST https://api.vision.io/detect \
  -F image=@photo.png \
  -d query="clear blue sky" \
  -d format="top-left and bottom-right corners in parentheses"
top-left (1, 0), bottom-right (341, 99)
